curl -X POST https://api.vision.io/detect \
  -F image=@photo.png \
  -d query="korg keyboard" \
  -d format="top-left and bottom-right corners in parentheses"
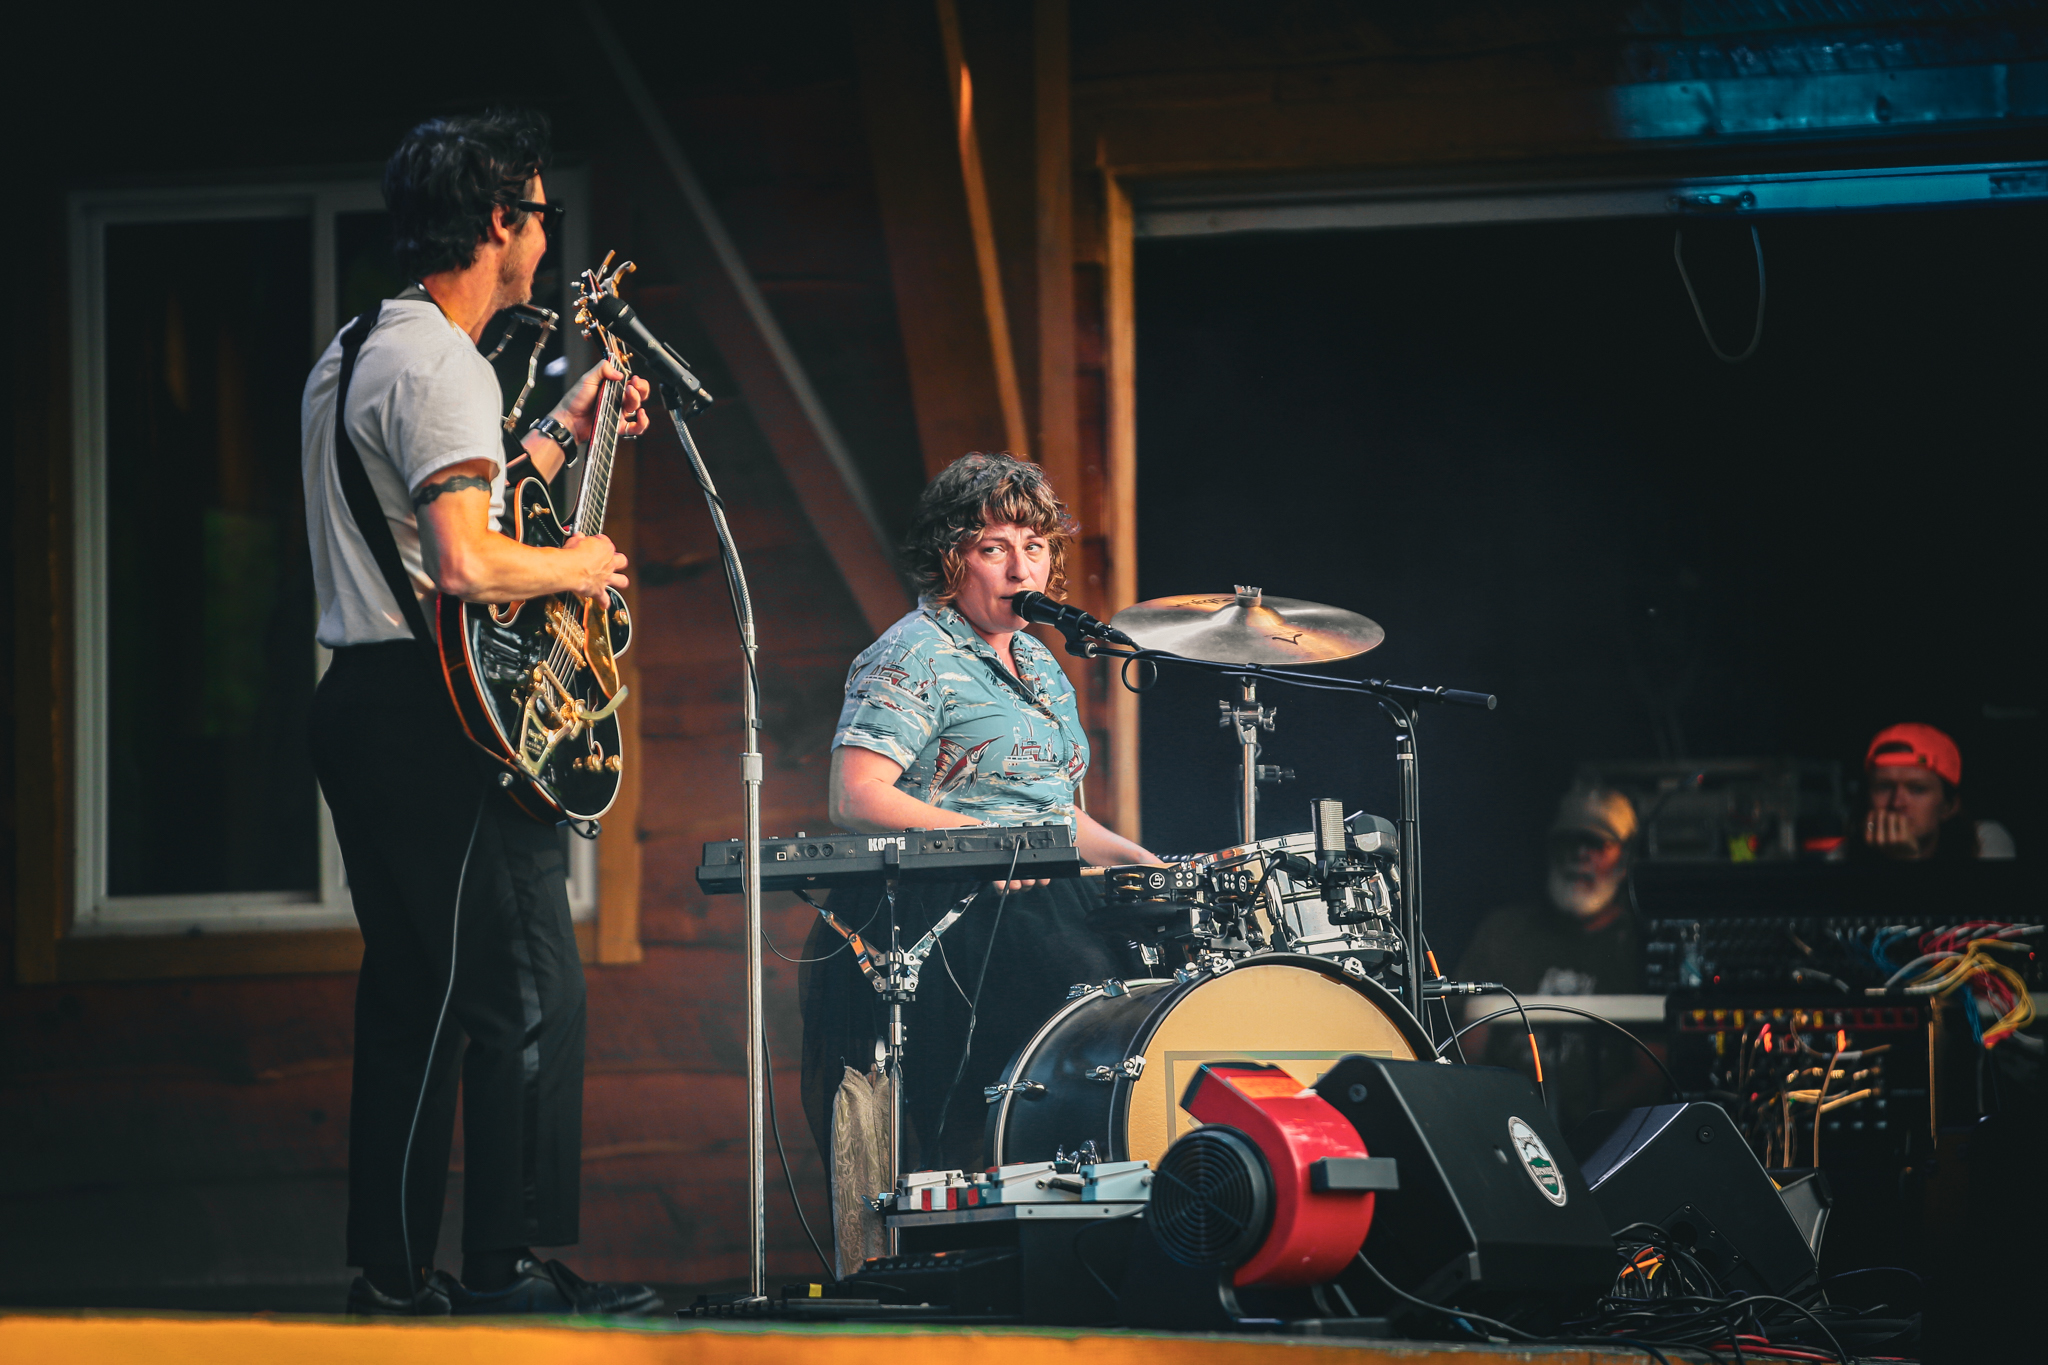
top-left (697, 823), bottom-right (1081, 895)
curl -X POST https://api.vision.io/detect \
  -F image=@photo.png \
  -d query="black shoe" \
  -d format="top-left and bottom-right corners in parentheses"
top-left (446, 1257), bottom-right (663, 1316)
top-left (344, 1274), bottom-right (453, 1316)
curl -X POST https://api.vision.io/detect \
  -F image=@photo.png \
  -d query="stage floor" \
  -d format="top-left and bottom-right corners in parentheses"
top-left (0, 1312), bottom-right (1695, 1365)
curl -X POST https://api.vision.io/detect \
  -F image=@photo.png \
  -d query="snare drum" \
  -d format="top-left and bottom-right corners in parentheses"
top-left (983, 954), bottom-right (1432, 1168)
top-left (1192, 821), bottom-right (1404, 967)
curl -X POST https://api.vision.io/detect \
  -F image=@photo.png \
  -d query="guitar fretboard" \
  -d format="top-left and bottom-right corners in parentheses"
top-left (574, 372), bottom-right (626, 538)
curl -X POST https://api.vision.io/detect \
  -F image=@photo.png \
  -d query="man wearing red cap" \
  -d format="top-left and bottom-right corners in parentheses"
top-left (1848, 723), bottom-right (2015, 861)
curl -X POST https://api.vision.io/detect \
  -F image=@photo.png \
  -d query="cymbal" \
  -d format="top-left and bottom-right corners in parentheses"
top-left (1109, 586), bottom-right (1385, 666)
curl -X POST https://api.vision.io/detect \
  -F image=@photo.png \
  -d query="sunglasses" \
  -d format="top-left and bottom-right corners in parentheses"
top-left (510, 199), bottom-right (566, 238)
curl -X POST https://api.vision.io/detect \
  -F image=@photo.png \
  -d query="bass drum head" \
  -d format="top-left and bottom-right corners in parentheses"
top-left (1126, 959), bottom-right (1426, 1164)
top-left (987, 955), bottom-right (1431, 1170)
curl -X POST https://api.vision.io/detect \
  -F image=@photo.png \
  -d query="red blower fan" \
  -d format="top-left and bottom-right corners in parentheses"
top-left (1119, 1061), bottom-right (1398, 1329)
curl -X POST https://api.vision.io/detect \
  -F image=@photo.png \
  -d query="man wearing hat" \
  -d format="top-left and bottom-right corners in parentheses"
top-left (1846, 723), bottom-right (2015, 861)
top-left (1458, 786), bottom-right (1644, 998)
top-left (1455, 786), bottom-right (1659, 1124)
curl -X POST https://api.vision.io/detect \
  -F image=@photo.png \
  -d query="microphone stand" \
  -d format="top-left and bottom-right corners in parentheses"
top-left (1060, 628), bottom-right (1495, 1030)
top-left (657, 379), bottom-right (772, 1303)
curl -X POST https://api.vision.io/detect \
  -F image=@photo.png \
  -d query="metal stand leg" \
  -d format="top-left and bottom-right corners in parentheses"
top-left (742, 662), bottom-right (766, 1297)
top-left (665, 403), bottom-right (770, 1302)
top-left (1379, 700), bottom-right (1426, 1025)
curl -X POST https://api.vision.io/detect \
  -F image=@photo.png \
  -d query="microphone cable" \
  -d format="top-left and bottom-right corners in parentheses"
top-left (395, 791), bottom-right (488, 1288)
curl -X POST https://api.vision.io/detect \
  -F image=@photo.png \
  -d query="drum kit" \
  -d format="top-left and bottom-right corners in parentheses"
top-left (982, 585), bottom-right (1494, 1168)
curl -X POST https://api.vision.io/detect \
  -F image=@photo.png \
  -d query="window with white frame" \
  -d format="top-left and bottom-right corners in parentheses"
top-left (70, 174), bottom-right (596, 937)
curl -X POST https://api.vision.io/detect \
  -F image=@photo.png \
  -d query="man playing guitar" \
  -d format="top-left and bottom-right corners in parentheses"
top-left (301, 109), bottom-right (654, 1316)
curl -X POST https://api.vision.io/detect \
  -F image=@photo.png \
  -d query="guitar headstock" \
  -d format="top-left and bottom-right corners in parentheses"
top-left (573, 251), bottom-right (637, 372)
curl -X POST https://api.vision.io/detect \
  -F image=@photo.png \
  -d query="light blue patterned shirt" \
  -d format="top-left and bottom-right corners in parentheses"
top-left (833, 604), bottom-right (1089, 828)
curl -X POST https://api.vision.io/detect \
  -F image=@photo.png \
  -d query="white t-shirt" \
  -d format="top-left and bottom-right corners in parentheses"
top-left (301, 298), bottom-right (507, 647)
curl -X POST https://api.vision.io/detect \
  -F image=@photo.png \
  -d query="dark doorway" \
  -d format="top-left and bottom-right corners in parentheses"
top-left (1135, 201), bottom-right (2047, 960)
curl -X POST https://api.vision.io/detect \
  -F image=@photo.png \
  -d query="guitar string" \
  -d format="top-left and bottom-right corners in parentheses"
top-left (539, 370), bottom-right (626, 745)
top-left (544, 372), bottom-right (622, 682)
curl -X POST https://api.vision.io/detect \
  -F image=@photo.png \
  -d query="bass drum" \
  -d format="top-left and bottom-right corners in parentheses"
top-left (984, 954), bottom-right (1433, 1168)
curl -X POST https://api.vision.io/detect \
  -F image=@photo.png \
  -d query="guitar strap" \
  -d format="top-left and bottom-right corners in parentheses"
top-left (330, 302), bottom-right (440, 669)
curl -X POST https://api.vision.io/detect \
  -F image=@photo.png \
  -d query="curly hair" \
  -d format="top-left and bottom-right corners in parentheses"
top-left (383, 108), bottom-right (551, 281)
top-left (903, 453), bottom-right (1078, 606)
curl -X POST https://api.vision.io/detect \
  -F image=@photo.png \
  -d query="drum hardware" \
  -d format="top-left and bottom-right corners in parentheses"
top-left (1181, 819), bottom-right (1406, 988)
top-left (1220, 680), bottom-right (1280, 842)
top-left (1086, 1056), bottom-right (1148, 1083)
top-left (1074, 597), bottom-right (1497, 1022)
top-left (984, 1079), bottom-right (1047, 1102)
top-left (1175, 952), bottom-right (1237, 983)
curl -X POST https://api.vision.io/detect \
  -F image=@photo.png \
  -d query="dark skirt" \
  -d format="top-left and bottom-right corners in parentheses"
top-left (798, 876), bottom-right (1132, 1175)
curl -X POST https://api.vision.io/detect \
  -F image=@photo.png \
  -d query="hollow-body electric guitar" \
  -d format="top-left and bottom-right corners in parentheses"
top-left (439, 255), bottom-right (638, 823)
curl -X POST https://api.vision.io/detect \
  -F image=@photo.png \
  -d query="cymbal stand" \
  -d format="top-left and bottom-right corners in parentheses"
top-left (879, 859), bottom-right (905, 1254)
top-left (1220, 680), bottom-right (1276, 843)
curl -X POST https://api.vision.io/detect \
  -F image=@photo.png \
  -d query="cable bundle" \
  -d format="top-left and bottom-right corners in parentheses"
top-left (1715, 1020), bottom-right (1890, 1169)
top-left (1561, 1226), bottom-right (1920, 1362)
top-left (1881, 924), bottom-right (2040, 1051)
top-left (1357, 1226), bottom-right (1919, 1362)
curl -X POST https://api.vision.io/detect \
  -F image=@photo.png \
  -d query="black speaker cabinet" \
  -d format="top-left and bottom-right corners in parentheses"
top-left (1570, 1102), bottom-right (1818, 1300)
top-left (1315, 1057), bottom-right (1617, 1327)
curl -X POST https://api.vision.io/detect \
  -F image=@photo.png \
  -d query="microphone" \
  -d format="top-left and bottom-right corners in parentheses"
top-left (583, 293), bottom-right (714, 410)
top-left (1008, 591), bottom-right (1137, 647)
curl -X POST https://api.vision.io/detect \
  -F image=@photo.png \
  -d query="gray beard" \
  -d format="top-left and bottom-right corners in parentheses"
top-left (1548, 866), bottom-right (1621, 919)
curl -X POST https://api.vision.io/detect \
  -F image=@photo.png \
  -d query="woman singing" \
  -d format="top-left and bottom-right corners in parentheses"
top-left (799, 453), bottom-right (1155, 1185)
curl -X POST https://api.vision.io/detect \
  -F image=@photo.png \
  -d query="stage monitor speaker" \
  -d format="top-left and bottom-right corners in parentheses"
top-left (1570, 1103), bottom-right (1818, 1300)
top-left (1314, 1057), bottom-right (1617, 1326)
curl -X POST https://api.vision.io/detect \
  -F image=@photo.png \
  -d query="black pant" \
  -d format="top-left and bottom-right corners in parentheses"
top-left (311, 641), bottom-right (586, 1269)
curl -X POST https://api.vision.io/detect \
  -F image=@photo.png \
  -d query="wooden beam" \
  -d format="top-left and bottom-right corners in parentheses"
top-left (854, 0), bottom-right (1019, 477)
top-left (937, 0), bottom-right (1029, 459)
top-left (48, 929), bottom-right (364, 982)
top-left (1078, 67), bottom-right (1613, 179)
top-left (39, 921), bottom-right (607, 984)
top-left (1102, 171), bottom-right (1141, 843)
top-left (1033, 0), bottom-right (1079, 508)
top-left (585, 2), bottom-right (910, 639)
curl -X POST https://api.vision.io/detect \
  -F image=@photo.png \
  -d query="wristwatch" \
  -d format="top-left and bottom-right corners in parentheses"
top-left (530, 414), bottom-right (579, 465)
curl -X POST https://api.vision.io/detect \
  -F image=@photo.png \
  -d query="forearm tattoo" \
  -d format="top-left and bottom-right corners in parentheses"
top-left (411, 474), bottom-right (493, 507)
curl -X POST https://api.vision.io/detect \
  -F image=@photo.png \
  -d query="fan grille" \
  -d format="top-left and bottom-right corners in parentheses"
top-left (1150, 1126), bottom-right (1272, 1267)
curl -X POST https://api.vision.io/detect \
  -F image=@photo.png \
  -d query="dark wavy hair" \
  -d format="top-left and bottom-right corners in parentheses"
top-left (903, 453), bottom-right (1077, 606)
top-left (383, 109), bottom-right (551, 280)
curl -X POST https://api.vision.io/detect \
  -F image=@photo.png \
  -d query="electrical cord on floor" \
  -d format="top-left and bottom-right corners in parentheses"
top-left (1351, 1250), bottom-right (1539, 1345)
top-left (397, 792), bottom-right (487, 1284)
top-left (759, 1025), bottom-right (835, 1279)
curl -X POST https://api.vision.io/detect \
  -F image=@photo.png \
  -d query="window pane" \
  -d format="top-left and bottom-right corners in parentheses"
top-left (102, 218), bottom-right (318, 897)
